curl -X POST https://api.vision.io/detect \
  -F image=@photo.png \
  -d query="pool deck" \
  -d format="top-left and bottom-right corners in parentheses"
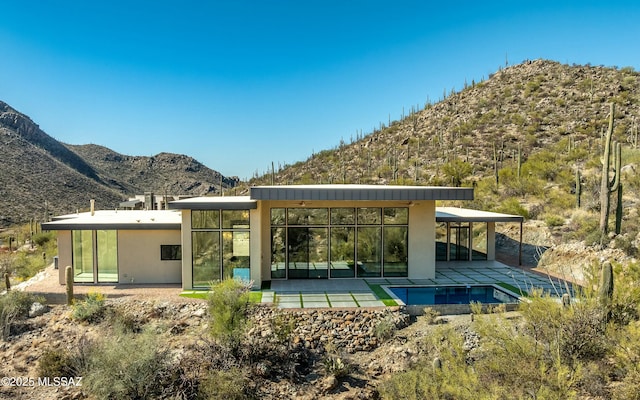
top-left (264, 260), bottom-right (574, 309)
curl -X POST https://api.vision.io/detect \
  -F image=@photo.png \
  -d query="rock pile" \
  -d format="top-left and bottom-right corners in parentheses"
top-left (248, 306), bottom-right (410, 353)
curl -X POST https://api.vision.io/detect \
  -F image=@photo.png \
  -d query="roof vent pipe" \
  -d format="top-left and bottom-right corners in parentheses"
top-left (90, 199), bottom-right (95, 216)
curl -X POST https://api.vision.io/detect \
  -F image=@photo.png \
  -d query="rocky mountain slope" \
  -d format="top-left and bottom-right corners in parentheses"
top-left (250, 59), bottom-right (639, 187)
top-left (0, 101), bottom-right (237, 228)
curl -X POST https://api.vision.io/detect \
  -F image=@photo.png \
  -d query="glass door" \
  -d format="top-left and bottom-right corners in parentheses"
top-left (287, 227), bottom-right (328, 279)
top-left (449, 225), bottom-right (470, 261)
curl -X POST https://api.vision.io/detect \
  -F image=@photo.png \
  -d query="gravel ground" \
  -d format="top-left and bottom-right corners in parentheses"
top-left (18, 264), bottom-right (199, 304)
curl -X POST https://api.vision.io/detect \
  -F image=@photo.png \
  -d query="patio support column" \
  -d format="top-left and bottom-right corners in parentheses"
top-left (487, 222), bottom-right (496, 261)
top-left (180, 210), bottom-right (194, 290)
top-left (468, 222), bottom-right (473, 261)
top-left (446, 222), bottom-right (451, 261)
top-left (519, 220), bottom-right (523, 266)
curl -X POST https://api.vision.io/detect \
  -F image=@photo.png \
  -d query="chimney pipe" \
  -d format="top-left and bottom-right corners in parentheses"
top-left (90, 199), bottom-right (95, 216)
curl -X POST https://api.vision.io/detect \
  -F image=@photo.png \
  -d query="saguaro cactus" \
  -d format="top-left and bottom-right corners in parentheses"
top-left (575, 169), bottom-right (582, 208)
top-left (65, 266), bottom-right (74, 305)
top-left (599, 103), bottom-right (622, 235)
top-left (4, 273), bottom-right (10, 291)
top-left (599, 260), bottom-right (614, 306)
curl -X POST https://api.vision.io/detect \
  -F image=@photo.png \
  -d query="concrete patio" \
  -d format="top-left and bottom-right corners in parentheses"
top-left (261, 261), bottom-right (575, 309)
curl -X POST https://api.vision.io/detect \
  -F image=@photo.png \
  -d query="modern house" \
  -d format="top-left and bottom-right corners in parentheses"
top-left (42, 184), bottom-right (523, 289)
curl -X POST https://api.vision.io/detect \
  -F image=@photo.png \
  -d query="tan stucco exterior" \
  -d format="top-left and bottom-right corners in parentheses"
top-left (56, 228), bottom-right (181, 285)
top-left (118, 230), bottom-right (181, 284)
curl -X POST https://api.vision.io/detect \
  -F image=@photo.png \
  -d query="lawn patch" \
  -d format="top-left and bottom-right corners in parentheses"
top-left (367, 283), bottom-right (398, 306)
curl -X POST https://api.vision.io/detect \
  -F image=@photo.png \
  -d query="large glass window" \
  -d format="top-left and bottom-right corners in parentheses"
top-left (191, 209), bottom-right (251, 287)
top-left (383, 226), bottom-right (408, 277)
top-left (192, 210), bottom-right (220, 229)
top-left (357, 227), bottom-right (382, 277)
top-left (222, 210), bottom-right (249, 229)
top-left (72, 230), bottom-right (94, 283)
top-left (72, 230), bottom-right (118, 283)
top-left (330, 227), bottom-right (355, 278)
top-left (271, 207), bottom-right (408, 279)
top-left (192, 231), bottom-right (220, 287)
top-left (96, 230), bottom-right (118, 282)
top-left (271, 227), bottom-right (286, 279)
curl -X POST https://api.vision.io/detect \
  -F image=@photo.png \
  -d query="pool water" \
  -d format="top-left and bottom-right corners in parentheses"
top-left (388, 285), bottom-right (520, 305)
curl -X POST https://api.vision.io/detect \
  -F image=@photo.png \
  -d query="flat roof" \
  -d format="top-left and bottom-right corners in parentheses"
top-left (169, 196), bottom-right (257, 210)
top-left (436, 207), bottom-right (524, 222)
top-left (250, 184), bottom-right (474, 201)
top-left (42, 210), bottom-right (182, 230)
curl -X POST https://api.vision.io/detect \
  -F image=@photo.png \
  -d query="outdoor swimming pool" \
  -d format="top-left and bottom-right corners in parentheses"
top-left (388, 285), bottom-right (520, 306)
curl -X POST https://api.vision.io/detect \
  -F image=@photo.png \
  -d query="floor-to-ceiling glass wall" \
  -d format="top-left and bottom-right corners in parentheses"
top-left (72, 230), bottom-right (94, 283)
top-left (96, 230), bottom-right (118, 282)
top-left (270, 207), bottom-right (408, 279)
top-left (191, 209), bottom-right (250, 288)
top-left (72, 230), bottom-right (118, 283)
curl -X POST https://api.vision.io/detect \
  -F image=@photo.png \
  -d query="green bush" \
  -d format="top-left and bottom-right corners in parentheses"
top-left (544, 214), bottom-right (566, 227)
top-left (38, 348), bottom-right (76, 378)
top-left (0, 291), bottom-right (43, 340)
top-left (72, 292), bottom-right (106, 323)
top-left (32, 232), bottom-right (55, 247)
top-left (83, 330), bottom-right (172, 400)
top-left (208, 279), bottom-right (252, 352)
top-left (199, 368), bottom-right (254, 400)
top-left (374, 316), bottom-right (397, 342)
top-left (496, 197), bottom-right (529, 218)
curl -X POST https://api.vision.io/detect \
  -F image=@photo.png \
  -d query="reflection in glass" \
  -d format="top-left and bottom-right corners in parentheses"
top-left (192, 210), bottom-right (220, 229)
top-left (222, 210), bottom-right (249, 229)
top-left (330, 208), bottom-right (355, 225)
top-left (358, 208), bottom-right (381, 225)
top-left (223, 231), bottom-right (250, 280)
top-left (72, 230), bottom-right (94, 283)
top-left (96, 230), bottom-right (118, 282)
top-left (271, 228), bottom-right (286, 278)
top-left (436, 223), bottom-right (447, 261)
top-left (287, 208), bottom-right (328, 225)
top-left (270, 208), bottom-right (286, 226)
top-left (330, 227), bottom-right (355, 278)
top-left (472, 223), bottom-right (488, 260)
top-left (383, 208), bottom-right (408, 225)
top-left (357, 227), bottom-right (382, 277)
top-left (192, 231), bottom-right (220, 287)
top-left (383, 226), bottom-right (408, 277)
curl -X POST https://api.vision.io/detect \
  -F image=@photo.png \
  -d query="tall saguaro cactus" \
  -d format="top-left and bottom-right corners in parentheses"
top-left (599, 103), bottom-right (622, 235)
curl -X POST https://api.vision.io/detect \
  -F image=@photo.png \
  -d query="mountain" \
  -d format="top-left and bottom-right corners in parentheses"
top-left (249, 59), bottom-right (639, 190)
top-left (0, 101), bottom-right (237, 228)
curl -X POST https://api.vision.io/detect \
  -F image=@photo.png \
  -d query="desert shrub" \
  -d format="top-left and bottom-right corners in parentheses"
top-left (565, 210), bottom-right (602, 244)
top-left (72, 292), bottom-right (106, 323)
top-left (105, 306), bottom-right (141, 333)
top-left (496, 197), bottom-right (529, 218)
top-left (0, 291), bottom-right (43, 340)
top-left (374, 316), bottom-right (397, 341)
top-left (421, 307), bottom-right (441, 325)
top-left (208, 279), bottom-right (252, 352)
top-left (38, 348), bottom-right (76, 378)
top-left (323, 341), bottom-right (353, 378)
top-left (199, 367), bottom-right (254, 400)
top-left (83, 330), bottom-right (172, 400)
top-left (32, 232), bottom-right (55, 247)
top-left (544, 213), bottom-right (566, 227)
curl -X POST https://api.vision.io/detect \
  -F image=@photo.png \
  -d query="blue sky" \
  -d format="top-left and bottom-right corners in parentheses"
top-left (1, 1), bottom-right (639, 180)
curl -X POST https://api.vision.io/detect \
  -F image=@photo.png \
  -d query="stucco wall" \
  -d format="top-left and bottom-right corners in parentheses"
top-left (408, 201), bottom-right (436, 279)
top-left (118, 230), bottom-right (182, 284)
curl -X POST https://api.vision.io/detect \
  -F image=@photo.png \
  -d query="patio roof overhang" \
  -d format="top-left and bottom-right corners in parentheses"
top-left (436, 207), bottom-right (524, 223)
top-left (250, 184), bottom-right (474, 201)
top-left (41, 210), bottom-right (182, 231)
top-left (169, 196), bottom-right (257, 210)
